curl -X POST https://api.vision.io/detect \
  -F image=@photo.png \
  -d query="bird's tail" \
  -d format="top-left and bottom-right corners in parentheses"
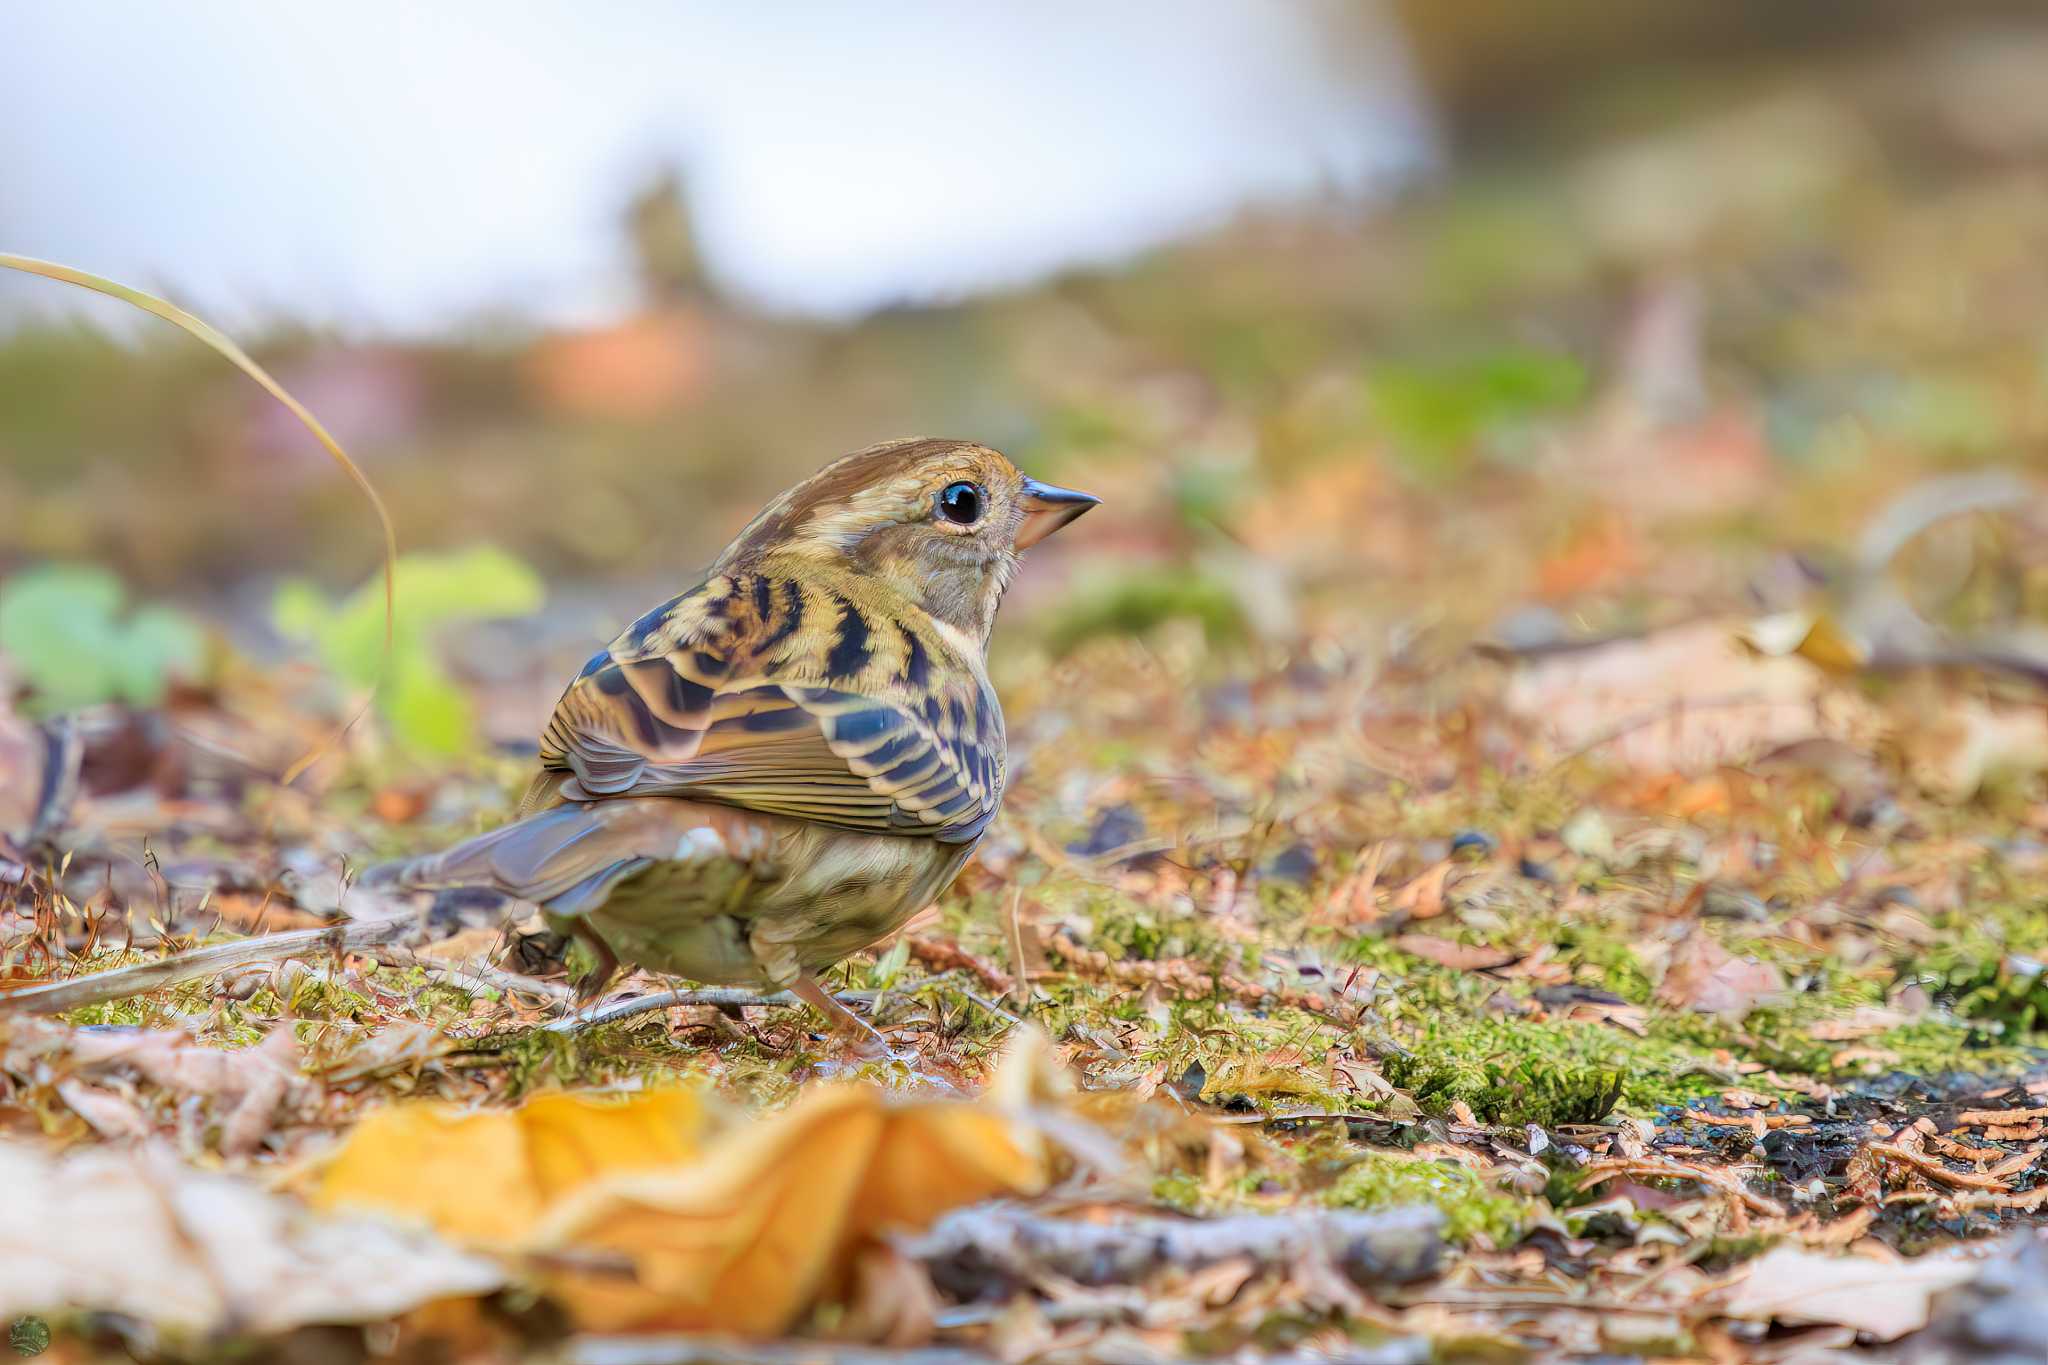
top-left (360, 800), bottom-right (668, 915)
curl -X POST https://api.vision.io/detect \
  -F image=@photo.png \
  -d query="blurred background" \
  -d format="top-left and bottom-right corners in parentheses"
top-left (2, 1), bottom-right (2044, 792)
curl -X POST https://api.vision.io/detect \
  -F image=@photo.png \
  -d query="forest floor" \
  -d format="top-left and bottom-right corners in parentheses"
top-left (6, 23), bottom-right (2048, 1364)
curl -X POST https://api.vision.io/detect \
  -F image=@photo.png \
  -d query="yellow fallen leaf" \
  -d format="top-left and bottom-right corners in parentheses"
top-left (313, 1031), bottom-right (1060, 1337)
top-left (313, 1089), bottom-right (708, 1245)
top-left (533, 1070), bottom-right (1049, 1333)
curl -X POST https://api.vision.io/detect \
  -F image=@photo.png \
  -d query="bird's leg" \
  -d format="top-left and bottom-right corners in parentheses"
top-left (569, 921), bottom-right (621, 1006)
top-left (789, 973), bottom-right (892, 1060)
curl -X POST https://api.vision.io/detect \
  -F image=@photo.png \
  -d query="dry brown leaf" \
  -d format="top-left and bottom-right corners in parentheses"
top-left (0, 1140), bottom-right (500, 1337)
top-left (1722, 1244), bottom-right (1980, 1340)
top-left (55, 1080), bottom-right (151, 1139)
top-left (8, 1017), bottom-right (310, 1153)
top-left (314, 1019), bottom-right (457, 1084)
top-left (1957, 1105), bottom-right (2048, 1126)
top-left (1656, 934), bottom-right (1785, 1019)
top-left (1390, 860), bottom-right (1452, 919)
top-left (0, 675), bottom-right (74, 845)
top-left (1809, 1006), bottom-right (1910, 1041)
top-left (1390, 935), bottom-right (1517, 971)
top-left (1504, 619), bottom-right (1841, 774)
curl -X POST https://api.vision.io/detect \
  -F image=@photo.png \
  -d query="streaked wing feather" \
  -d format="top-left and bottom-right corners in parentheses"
top-left (537, 574), bottom-right (1002, 842)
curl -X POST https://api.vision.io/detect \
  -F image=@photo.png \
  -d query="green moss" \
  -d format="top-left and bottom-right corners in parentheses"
top-left (1383, 1034), bottom-right (1624, 1127)
top-left (1324, 1154), bottom-right (1529, 1246)
top-left (1544, 918), bottom-right (1655, 1002)
top-left (1913, 899), bottom-right (2048, 1041)
top-left (465, 1021), bottom-right (724, 1098)
top-left (1379, 1010), bottom-right (1748, 1123)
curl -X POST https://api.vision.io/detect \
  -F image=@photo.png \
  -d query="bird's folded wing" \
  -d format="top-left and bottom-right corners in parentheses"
top-left (535, 576), bottom-right (1002, 843)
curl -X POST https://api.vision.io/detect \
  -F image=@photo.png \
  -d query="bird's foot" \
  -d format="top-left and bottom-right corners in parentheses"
top-left (789, 973), bottom-right (896, 1057)
top-left (756, 977), bottom-right (956, 1091)
top-left (569, 922), bottom-right (621, 1007)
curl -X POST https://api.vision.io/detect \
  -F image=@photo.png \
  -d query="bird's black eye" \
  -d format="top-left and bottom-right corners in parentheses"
top-left (937, 481), bottom-right (984, 525)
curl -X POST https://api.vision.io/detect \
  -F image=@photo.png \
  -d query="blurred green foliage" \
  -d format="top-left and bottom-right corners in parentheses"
top-left (273, 546), bottom-right (543, 755)
top-left (0, 564), bottom-right (204, 714)
top-left (1045, 565), bottom-right (1249, 657)
top-left (1366, 345), bottom-right (1588, 478)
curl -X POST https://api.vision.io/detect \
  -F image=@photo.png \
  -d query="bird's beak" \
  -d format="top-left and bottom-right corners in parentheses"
top-left (1015, 477), bottom-right (1101, 550)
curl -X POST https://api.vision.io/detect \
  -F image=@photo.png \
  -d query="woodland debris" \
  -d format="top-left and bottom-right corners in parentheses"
top-left (0, 697), bottom-right (78, 848)
top-left (318, 1030), bottom-right (1065, 1336)
top-left (1887, 1230), bottom-right (2048, 1362)
top-left (901, 1203), bottom-right (1444, 1299)
top-left (1722, 1243), bottom-right (1981, 1341)
top-left (1656, 933), bottom-right (1787, 1018)
top-left (4, 1015), bottom-right (313, 1153)
top-left (906, 934), bottom-right (1014, 994)
top-left (1046, 927), bottom-right (1339, 1017)
top-left (0, 917), bottom-right (415, 1015)
top-left (0, 1139), bottom-right (500, 1338)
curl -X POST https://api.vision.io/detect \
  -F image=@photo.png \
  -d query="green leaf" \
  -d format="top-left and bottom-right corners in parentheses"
top-left (0, 564), bottom-right (204, 714)
top-left (272, 546), bottom-right (544, 755)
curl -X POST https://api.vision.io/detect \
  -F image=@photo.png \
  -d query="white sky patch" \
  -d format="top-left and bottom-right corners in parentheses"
top-left (0, 2), bottom-right (1433, 332)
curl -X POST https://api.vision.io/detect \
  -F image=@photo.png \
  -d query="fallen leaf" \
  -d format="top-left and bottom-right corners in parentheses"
top-left (1723, 1245), bottom-right (1979, 1340)
top-left (8, 1017), bottom-right (310, 1154)
top-left (1504, 619), bottom-right (1843, 774)
top-left (1957, 1105), bottom-right (2048, 1126)
top-left (315, 1030), bottom-right (1062, 1337)
top-left (1745, 609), bottom-right (1869, 673)
top-left (314, 1019), bottom-right (456, 1084)
top-left (1390, 860), bottom-right (1452, 919)
top-left (532, 1042), bottom-right (1055, 1334)
top-left (369, 784), bottom-right (429, 824)
top-left (315, 1088), bottom-right (711, 1245)
top-left (1656, 934), bottom-right (1785, 1018)
top-left (55, 1080), bottom-right (151, 1139)
top-left (0, 1140), bottom-right (500, 1338)
top-left (1536, 510), bottom-right (1642, 599)
top-left (1809, 1006), bottom-right (1911, 1041)
top-left (1391, 935), bottom-right (1517, 971)
top-left (0, 669), bottom-right (76, 845)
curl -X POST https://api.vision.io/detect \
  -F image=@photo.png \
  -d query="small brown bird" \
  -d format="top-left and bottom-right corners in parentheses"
top-left (370, 438), bottom-right (1096, 1052)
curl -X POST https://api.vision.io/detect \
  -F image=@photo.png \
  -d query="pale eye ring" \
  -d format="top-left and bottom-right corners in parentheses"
top-left (937, 481), bottom-right (984, 525)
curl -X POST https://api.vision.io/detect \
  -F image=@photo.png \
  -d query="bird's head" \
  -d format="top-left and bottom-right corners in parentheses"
top-left (716, 438), bottom-right (1099, 641)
